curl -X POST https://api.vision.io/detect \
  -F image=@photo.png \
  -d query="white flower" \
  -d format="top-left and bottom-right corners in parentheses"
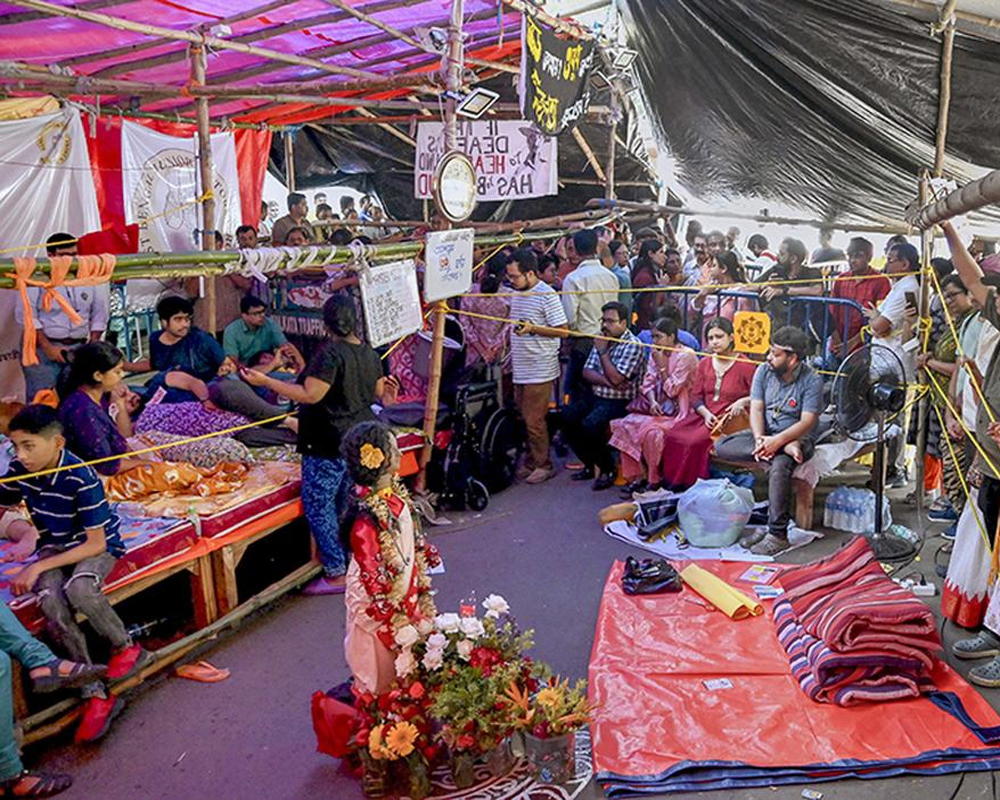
top-left (394, 624), bottom-right (420, 648)
top-left (435, 613), bottom-right (461, 633)
top-left (456, 639), bottom-right (474, 661)
top-left (459, 617), bottom-right (485, 640)
top-left (395, 649), bottom-right (417, 678)
top-left (422, 648), bottom-right (444, 671)
top-left (482, 594), bottom-right (510, 619)
top-left (427, 632), bottom-right (448, 650)
top-left (416, 618), bottom-right (435, 636)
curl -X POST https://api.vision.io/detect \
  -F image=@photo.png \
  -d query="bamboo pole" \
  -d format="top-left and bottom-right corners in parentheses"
top-left (934, 10), bottom-right (956, 177)
top-left (0, 233), bottom-right (564, 286)
top-left (0, 64), bottom-right (432, 111)
top-left (417, 0), bottom-right (465, 493)
top-left (192, 44), bottom-right (217, 335)
top-left (914, 174), bottom-right (933, 525)
top-left (501, 0), bottom-right (593, 39)
top-left (284, 131), bottom-right (296, 192)
top-left (4, 0), bottom-right (382, 80)
top-left (573, 127), bottom-right (607, 184)
top-left (590, 199), bottom-right (912, 234)
top-left (905, 167), bottom-right (1000, 229)
top-left (605, 101), bottom-right (617, 201)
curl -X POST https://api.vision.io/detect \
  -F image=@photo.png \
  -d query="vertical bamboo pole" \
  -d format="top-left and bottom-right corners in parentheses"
top-left (605, 101), bottom-right (617, 201)
top-left (914, 174), bottom-right (933, 525)
top-left (284, 130), bottom-right (297, 191)
top-left (191, 41), bottom-right (217, 334)
top-left (934, 7), bottom-right (956, 178)
top-left (417, 0), bottom-right (465, 491)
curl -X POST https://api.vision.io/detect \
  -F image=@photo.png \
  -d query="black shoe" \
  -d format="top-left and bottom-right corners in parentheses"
top-left (592, 473), bottom-right (615, 491)
top-left (571, 467), bottom-right (595, 482)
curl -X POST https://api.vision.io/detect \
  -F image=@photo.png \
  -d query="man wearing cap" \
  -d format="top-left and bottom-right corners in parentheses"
top-left (15, 234), bottom-right (109, 402)
top-left (714, 326), bottom-right (824, 556)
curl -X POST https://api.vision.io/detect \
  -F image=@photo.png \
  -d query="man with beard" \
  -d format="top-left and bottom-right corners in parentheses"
top-left (506, 249), bottom-right (568, 484)
top-left (715, 326), bottom-right (823, 556)
top-left (756, 237), bottom-right (824, 343)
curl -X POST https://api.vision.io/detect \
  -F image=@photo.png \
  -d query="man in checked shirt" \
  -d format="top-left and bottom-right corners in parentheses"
top-left (561, 301), bottom-right (645, 491)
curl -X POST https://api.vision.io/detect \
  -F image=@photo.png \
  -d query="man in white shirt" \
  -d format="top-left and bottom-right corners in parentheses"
top-left (864, 240), bottom-right (921, 486)
top-left (561, 229), bottom-right (619, 405)
top-left (14, 234), bottom-right (109, 402)
top-left (507, 249), bottom-right (568, 484)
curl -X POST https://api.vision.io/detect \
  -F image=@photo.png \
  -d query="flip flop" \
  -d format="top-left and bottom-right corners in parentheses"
top-left (175, 661), bottom-right (231, 683)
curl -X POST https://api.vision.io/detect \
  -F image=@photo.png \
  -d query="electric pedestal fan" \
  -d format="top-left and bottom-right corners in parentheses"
top-left (832, 343), bottom-right (913, 561)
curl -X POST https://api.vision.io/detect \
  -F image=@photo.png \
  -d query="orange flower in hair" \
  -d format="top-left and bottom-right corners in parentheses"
top-left (360, 442), bottom-right (386, 470)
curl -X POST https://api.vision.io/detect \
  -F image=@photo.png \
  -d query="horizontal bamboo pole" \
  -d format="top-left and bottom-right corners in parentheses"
top-left (587, 199), bottom-right (911, 235)
top-left (905, 167), bottom-right (1000, 229)
top-left (0, 232), bottom-right (560, 285)
top-left (501, 0), bottom-right (593, 39)
top-left (4, 0), bottom-right (381, 80)
top-left (0, 64), bottom-right (431, 111)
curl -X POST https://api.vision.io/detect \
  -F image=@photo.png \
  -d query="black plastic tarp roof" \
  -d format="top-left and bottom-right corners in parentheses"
top-left (622, 0), bottom-right (1000, 229)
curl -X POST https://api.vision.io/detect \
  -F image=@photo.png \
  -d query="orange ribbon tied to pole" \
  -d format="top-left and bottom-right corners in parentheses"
top-left (10, 253), bottom-right (116, 366)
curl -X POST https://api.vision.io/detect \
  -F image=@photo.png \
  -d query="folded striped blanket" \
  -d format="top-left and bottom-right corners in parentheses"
top-left (774, 598), bottom-right (936, 705)
top-left (779, 536), bottom-right (941, 664)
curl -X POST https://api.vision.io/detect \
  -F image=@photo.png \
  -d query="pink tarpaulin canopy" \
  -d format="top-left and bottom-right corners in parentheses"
top-left (0, 0), bottom-right (552, 125)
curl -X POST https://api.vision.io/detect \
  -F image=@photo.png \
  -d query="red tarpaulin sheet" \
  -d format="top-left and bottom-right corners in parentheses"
top-left (589, 560), bottom-right (1000, 796)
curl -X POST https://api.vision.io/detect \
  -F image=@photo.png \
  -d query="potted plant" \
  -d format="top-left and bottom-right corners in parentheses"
top-left (503, 676), bottom-right (594, 784)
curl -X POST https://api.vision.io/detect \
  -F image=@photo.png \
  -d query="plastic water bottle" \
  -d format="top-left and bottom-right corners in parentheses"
top-left (825, 488), bottom-right (843, 530)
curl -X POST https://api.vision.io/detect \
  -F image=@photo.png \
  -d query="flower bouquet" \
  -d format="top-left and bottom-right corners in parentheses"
top-left (409, 594), bottom-right (541, 787)
top-left (503, 676), bottom-right (595, 784)
top-left (353, 679), bottom-right (438, 799)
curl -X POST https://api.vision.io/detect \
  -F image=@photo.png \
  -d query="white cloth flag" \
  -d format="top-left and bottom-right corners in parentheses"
top-left (121, 121), bottom-right (242, 253)
top-left (0, 107), bottom-right (101, 400)
top-left (0, 107), bottom-right (101, 256)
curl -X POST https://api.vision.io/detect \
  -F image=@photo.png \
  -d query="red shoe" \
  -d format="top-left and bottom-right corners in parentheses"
top-left (106, 644), bottom-right (150, 681)
top-left (75, 696), bottom-right (124, 743)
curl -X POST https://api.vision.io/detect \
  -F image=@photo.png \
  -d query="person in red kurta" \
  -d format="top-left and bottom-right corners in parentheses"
top-left (659, 318), bottom-right (757, 489)
top-left (342, 422), bottom-right (439, 695)
top-left (829, 237), bottom-right (891, 358)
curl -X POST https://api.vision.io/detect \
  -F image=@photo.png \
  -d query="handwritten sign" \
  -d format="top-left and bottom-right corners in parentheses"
top-left (424, 229), bottom-right (474, 303)
top-left (359, 259), bottom-right (423, 348)
top-left (414, 120), bottom-right (557, 201)
top-left (519, 14), bottom-right (595, 136)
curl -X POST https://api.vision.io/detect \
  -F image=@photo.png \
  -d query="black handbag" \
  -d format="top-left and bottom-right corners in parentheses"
top-left (622, 556), bottom-right (683, 595)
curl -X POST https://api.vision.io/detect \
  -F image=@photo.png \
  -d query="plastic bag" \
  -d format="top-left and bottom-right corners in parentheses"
top-left (677, 478), bottom-right (755, 548)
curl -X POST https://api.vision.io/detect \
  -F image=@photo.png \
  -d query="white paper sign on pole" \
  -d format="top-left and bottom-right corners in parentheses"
top-left (359, 259), bottom-right (423, 348)
top-left (423, 228), bottom-right (474, 303)
top-left (414, 119), bottom-right (558, 201)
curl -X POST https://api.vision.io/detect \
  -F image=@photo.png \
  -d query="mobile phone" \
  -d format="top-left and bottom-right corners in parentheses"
top-left (905, 291), bottom-right (918, 309)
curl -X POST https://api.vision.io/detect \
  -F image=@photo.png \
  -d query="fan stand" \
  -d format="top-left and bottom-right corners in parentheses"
top-left (867, 410), bottom-right (917, 562)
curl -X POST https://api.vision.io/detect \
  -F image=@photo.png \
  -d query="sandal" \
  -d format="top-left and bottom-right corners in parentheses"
top-left (969, 656), bottom-right (1000, 688)
top-left (175, 661), bottom-right (230, 683)
top-left (952, 634), bottom-right (1000, 660)
top-left (0, 770), bottom-right (72, 798)
top-left (31, 659), bottom-right (106, 694)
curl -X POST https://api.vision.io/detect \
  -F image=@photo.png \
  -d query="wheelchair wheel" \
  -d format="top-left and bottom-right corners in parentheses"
top-left (467, 479), bottom-right (489, 512)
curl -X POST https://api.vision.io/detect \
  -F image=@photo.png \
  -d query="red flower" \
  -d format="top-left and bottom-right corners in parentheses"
top-left (408, 682), bottom-right (426, 700)
top-left (401, 705), bottom-right (421, 721)
top-left (457, 734), bottom-right (476, 750)
top-left (355, 729), bottom-right (370, 748)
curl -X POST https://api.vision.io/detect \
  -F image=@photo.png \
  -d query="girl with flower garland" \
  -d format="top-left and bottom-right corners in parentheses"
top-left (342, 422), bottom-right (440, 695)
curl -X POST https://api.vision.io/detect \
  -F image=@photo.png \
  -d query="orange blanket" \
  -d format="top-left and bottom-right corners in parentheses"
top-left (106, 462), bottom-right (249, 502)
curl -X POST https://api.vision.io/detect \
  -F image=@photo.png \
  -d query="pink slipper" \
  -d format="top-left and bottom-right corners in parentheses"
top-left (302, 575), bottom-right (347, 596)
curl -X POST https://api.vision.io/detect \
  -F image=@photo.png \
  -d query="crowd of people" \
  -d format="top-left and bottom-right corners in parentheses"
top-left (4, 190), bottom-right (1000, 793)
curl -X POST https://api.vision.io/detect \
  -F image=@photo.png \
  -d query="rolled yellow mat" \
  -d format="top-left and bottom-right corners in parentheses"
top-left (679, 564), bottom-right (763, 620)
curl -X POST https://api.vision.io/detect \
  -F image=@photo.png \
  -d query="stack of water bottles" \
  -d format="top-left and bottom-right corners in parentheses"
top-left (823, 487), bottom-right (892, 533)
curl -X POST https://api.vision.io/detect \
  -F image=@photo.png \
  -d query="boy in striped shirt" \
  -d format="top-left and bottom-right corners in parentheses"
top-left (0, 405), bottom-right (148, 742)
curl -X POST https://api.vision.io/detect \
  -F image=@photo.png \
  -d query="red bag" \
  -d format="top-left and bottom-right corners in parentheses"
top-left (311, 691), bottom-right (360, 759)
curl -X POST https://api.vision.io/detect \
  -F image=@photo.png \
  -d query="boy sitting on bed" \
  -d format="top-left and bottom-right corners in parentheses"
top-left (0, 405), bottom-right (148, 743)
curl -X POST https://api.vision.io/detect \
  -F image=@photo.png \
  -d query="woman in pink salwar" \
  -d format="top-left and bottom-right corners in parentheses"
top-left (609, 318), bottom-right (698, 491)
